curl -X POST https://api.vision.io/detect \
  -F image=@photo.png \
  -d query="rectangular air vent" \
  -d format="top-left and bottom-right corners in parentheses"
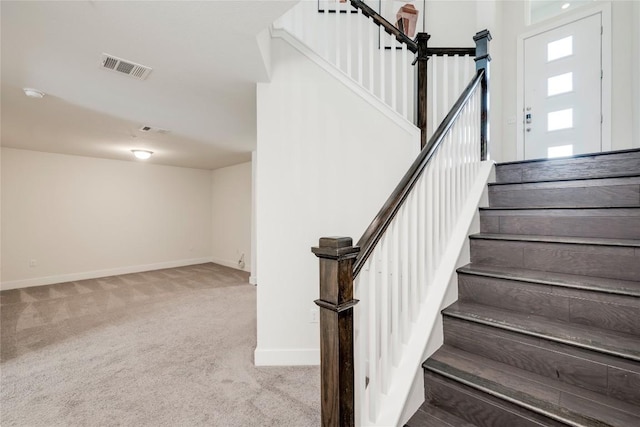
top-left (100, 54), bottom-right (152, 80)
top-left (139, 125), bottom-right (169, 134)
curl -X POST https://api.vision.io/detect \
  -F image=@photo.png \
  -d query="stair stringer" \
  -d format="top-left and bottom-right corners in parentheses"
top-left (374, 161), bottom-right (495, 427)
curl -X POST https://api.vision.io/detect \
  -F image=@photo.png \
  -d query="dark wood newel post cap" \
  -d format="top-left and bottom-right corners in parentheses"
top-left (473, 29), bottom-right (492, 66)
top-left (416, 32), bottom-right (431, 43)
top-left (473, 29), bottom-right (492, 42)
top-left (312, 237), bottom-right (360, 260)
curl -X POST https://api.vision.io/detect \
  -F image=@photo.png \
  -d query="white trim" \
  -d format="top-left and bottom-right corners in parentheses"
top-left (0, 257), bottom-right (213, 291)
top-left (254, 347), bottom-right (319, 366)
top-left (249, 275), bottom-right (258, 286)
top-left (270, 27), bottom-right (420, 139)
top-left (516, 3), bottom-right (612, 160)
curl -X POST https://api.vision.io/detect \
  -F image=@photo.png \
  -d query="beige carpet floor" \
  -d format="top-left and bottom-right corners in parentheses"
top-left (0, 263), bottom-right (320, 426)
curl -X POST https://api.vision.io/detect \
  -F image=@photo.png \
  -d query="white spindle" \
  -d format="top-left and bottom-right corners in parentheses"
top-left (346, 7), bottom-right (352, 77)
top-left (368, 18), bottom-right (374, 93)
top-left (335, 8), bottom-right (341, 69)
top-left (379, 32), bottom-right (385, 103)
top-left (379, 235), bottom-right (389, 393)
top-left (432, 56), bottom-right (438, 133)
top-left (400, 202), bottom-right (410, 343)
top-left (391, 35), bottom-right (397, 111)
top-left (402, 44), bottom-right (408, 118)
top-left (391, 218), bottom-right (401, 365)
top-left (367, 254), bottom-right (378, 422)
top-left (417, 174), bottom-right (426, 299)
top-left (357, 9), bottom-right (363, 85)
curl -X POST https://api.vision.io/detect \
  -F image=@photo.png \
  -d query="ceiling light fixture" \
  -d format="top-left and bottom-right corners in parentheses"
top-left (131, 149), bottom-right (153, 160)
top-left (23, 88), bottom-right (45, 99)
top-left (561, 3), bottom-right (570, 9)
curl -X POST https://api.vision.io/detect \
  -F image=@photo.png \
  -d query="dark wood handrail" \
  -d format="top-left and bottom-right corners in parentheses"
top-left (349, 0), bottom-right (418, 52)
top-left (353, 69), bottom-right (485, 277)
top-left (426, 47), bottom-right (476, 57)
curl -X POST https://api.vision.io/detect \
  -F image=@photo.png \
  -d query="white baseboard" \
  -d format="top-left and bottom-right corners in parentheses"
top-left (0, 257), bottom-right (213, 291)
top-left (210, 256), bottom-right (251, 273)
top-left (254, 347), bottom-right (319, 366)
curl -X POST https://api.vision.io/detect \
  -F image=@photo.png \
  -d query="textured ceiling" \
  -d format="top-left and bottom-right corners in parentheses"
top-left (1, 0), bottom-right (298, 169)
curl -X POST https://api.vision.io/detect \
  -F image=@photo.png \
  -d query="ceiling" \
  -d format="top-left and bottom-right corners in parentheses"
top-left (1, 0), bottom-right (298, 170)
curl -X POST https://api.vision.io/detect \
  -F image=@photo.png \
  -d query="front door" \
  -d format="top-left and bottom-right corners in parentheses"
top-left (523, 13), bottom-right (602, 159)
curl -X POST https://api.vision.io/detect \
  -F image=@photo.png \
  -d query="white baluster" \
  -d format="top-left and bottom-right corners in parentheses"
top-left (367, 253), bottom-right (378, 421)
top-left (346, 5), bottom-right (352, 78)
top-left (410, 191), bottom-right (418, 320)
top-left (379, 31), bottom-right (386, 103)
top-left (357, 9), bottom-right (363, 85)
top-left (417, 173), bottom-right (426, 300)
top-left (391, 216), bottom-right (401, 365)
top-left (322, 5), bottom-right (329, 60)
top-left (425, 162), bottom-right (434, 284)
top-left (402, 44), bottom-right (408, 119)
top-left (432, 56), bottom-right (438, 133)
top-left (368, 18), bottom-right (374, 92)
top-left (335, 5), bottom-right (341, 69)
top-left (400, 202), bottom-right (410, 343)
top-left (354, 275), bottom-right (364, 427)
top-left (379, 236), bottom-right (389, 393)
top-left (391, 34), bottom-right (397, 112)
top-left (358, 262), bottom-right (371, 424)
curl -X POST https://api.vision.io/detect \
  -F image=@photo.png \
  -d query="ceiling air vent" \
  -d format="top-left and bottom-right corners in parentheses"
top-left (100, 54), bottom-right (152, 80)
top-left (139, 125), bottom-right (169, 134)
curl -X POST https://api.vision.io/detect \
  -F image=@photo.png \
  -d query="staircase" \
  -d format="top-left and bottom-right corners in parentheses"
top-left (407, 149), bottom-right (640, 427)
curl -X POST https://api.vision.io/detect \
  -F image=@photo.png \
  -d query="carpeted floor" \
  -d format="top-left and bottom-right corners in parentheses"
top-left (0, 263), bottom-right (320, 426)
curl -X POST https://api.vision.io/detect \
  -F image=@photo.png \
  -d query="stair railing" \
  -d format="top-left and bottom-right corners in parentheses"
top-left (273, 1), bottom-right (483, 148)
top-left (312, 29), bottom-right (492, 427)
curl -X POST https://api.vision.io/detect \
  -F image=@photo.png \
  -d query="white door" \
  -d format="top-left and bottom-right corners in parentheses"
top-left (523, 13), bottom-right (602, 160)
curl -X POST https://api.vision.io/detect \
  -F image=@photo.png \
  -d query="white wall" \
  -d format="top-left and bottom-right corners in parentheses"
top-left (255, 37), bottom-right (420, 365)
top-left (211, 161), bottom-right (252, 272)
top-left (500, 0), bottom-right (640, 161)
top-left (1, 148), bottom-right (213, 289)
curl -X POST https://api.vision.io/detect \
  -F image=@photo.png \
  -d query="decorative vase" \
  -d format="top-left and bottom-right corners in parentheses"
top-left (396, 3), bottom-right (419, 37)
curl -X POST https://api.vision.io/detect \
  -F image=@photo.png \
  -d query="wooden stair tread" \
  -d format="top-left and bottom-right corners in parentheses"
top-left (479, 206), bottom-right (640, 214)
top-left (405, 404), bottom-right (478, 427)
top-left (469, 233), bottom-right (640, 248)
top-left (424, 345), bottom-right (640, 427)
top-left (443, 302), bottom-right (640, 361)
top-left (496, 148), bottom-right (640, 167)
top-left (489, 175), bottom-right (640, 188)
top-left (457, 264), bottom-right (640, 297)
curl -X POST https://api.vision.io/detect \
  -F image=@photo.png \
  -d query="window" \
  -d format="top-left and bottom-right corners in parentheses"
top-left (547, 36), bottom-right (573, 61)
top-left (548, 144), bottom-right (574, 158)
top-left (547, 72), bottom-right (573, 96)
top-left (548, 108), bottom-right (573, 131)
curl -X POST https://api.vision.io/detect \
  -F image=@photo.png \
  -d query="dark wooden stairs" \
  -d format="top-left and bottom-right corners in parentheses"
top-left (406, 149), bottom-right (640, 427)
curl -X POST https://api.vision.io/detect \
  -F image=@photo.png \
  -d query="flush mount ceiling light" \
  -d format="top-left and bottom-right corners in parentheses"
top-left (561, 3), bottom-right (571, 9)
top-left (131, 149), bottom-right (153, 160)
top-left (23, 88), bottom-right (45, 98)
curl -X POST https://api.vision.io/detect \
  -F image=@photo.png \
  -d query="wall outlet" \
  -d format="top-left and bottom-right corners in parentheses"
top-left (238, 253), bottom-right (245, 269)
top-left (310, 307), bottom-right (319, 323)
top-left (29, 259), bottom-right (37, 268)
